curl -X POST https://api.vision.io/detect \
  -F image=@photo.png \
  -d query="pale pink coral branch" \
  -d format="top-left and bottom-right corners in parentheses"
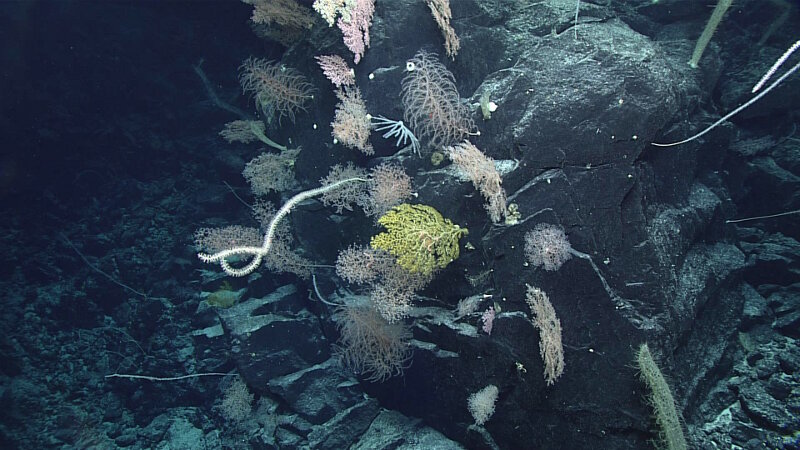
top-left (337, 0), bottom-right (375, 63)
top-left (481, 306), bottom-right (495, 335)
top-left (315, 54), bottom-right (355, 88)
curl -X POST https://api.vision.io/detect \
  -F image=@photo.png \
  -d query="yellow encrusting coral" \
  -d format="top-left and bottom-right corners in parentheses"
top-left (370, 204), bottom-right (468, 277)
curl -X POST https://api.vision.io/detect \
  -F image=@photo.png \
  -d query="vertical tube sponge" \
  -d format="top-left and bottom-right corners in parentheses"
top-left (689, 0), bottom-right (734, 68)
top-left (636, 343), bottom-right (688, 450)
